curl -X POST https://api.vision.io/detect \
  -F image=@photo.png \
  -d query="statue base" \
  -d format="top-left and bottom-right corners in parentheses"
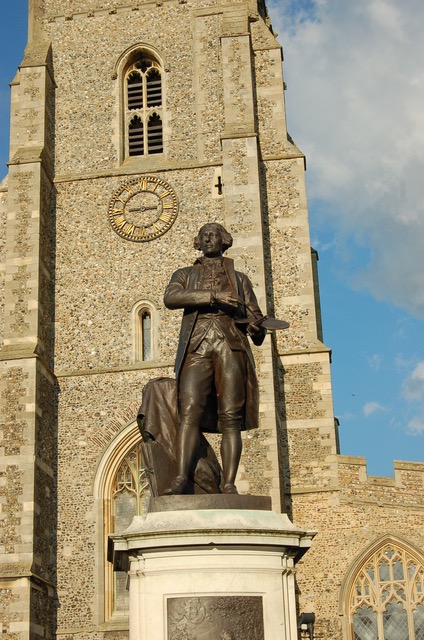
top-left (109, 496), bottom-right (315, 640)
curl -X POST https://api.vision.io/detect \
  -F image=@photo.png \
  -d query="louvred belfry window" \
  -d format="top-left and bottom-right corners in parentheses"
top-left (147, 113), bottom-right (163, 154)
top-left (146, 69), bottom-right (161, 106)
top-left (128, 116), bottom-right (144, 156)
top-left (125, 55), bottom-right (163, 157)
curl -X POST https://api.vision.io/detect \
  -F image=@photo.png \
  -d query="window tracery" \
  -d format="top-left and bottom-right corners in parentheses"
top-left (124, 54), bottom-right (163, 157)
top-left (349, 542), bottom-right (424, 639)
top-left (108, 441), bottom-right (149, 617)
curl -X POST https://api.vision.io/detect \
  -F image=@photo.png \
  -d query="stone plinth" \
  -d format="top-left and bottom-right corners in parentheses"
top-left (109, 496), bottom-right (315, 640)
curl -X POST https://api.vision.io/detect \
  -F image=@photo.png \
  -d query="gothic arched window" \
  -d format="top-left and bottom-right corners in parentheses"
top-left (124, 54), bottom-right (163, 157)
top-left (348, 541), bottom-right (424, 639)
top-left (107, 441), bottom-right (149, 617)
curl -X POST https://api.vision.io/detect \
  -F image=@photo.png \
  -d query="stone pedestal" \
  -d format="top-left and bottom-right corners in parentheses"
top-left (109, 496), bottom-right (315, 640)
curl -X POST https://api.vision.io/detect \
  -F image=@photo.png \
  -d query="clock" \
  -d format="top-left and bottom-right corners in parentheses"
top-left (108, 175), bottom-right (179, 242)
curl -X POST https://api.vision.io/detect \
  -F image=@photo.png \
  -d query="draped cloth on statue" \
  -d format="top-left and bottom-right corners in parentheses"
top-left (137, 377), bottom-right (222, 495)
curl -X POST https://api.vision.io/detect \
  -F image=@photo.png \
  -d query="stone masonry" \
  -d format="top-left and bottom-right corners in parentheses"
top-left (0, 2), bottom-right (423, 640)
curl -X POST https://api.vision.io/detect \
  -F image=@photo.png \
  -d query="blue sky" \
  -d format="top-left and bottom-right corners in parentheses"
top-left (0, 4), bottom-right (27, 165)
top-left (1, 1), bottom-right (423, 476)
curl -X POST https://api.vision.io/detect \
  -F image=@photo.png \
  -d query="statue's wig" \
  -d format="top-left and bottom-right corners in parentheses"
top-left (193, 223), bottom-right (233, 253)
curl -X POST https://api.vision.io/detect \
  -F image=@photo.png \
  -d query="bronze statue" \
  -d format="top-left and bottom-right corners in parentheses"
top-left (137, 377), bottom-right (222, 495)
top-left (163, 223), bottom-right (266, 495)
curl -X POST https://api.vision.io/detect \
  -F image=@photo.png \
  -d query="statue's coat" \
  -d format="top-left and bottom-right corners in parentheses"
top-left (164, 256), bottom-right (265, 432)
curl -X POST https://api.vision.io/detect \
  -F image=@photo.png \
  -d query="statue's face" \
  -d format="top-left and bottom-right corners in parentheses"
top-left (198, 224), bottom-right (223, 257)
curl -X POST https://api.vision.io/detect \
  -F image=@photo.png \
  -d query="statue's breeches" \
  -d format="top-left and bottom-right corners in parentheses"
top-left (179, 326), bottom-right (247, 433)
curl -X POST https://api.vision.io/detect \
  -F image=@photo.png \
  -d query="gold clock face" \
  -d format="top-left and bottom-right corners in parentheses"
top-left (108, 176), bottom-right (178, 242)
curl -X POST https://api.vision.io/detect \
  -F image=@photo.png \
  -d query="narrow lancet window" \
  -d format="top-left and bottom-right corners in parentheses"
top-left (133, 303), bottom-right (154, 362)
top-left (140, 310), bottom-right (152, 361)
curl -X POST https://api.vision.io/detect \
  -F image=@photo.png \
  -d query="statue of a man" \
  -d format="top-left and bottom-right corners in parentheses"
top-left (163, 223), bottom-right (266, 495)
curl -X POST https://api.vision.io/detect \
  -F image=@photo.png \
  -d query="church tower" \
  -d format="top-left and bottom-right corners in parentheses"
top-left (2, 0), bottom-right (394, 638)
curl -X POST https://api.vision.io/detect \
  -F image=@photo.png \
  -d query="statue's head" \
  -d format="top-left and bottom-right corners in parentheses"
top-left (193, 223), bottom-right (233, 255)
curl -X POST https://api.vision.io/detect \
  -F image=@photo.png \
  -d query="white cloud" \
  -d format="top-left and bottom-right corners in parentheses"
top-left (407, 416), bottom-right (424, 435)
top-left (368, 354), bottom-right (382, 371)
top-left (403, 362), bottom-right (424, 401)
top-left (267, 0), bottom-right (424, 316)
top-left (310, 237), bottom-right (335, 253)
top-left (395, 354), bottom-right (415, 370)
top-left (401, 363), bottom-right (424, 437)
top-left (363, 401), bottom-right (385, 416)
top-left (338, 411), bottom-right (355, 422)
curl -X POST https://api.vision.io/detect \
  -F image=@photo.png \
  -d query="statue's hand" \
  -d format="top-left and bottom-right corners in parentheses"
top-left (212, 291), bottom-right (241, 308)
top-left (247, 322), bottom-right (266, 338)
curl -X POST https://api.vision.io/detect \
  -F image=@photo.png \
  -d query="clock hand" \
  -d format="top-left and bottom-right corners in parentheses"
top-left (128, 205), bottom-right (159, 213)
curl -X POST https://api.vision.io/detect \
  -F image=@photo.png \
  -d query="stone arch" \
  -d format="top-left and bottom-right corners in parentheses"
top-left (113, 42), bottom-right (168, 80)
top-left (339, 533), bottom-right (424, 639)
top-left (131, 299), bottom-right (159, 363)
top-left (88, 400), bottom-right (140, 456)
top-left (113, 43), bottom-right (167, 162)
top-left (92, 413), bottom-right (144, 623)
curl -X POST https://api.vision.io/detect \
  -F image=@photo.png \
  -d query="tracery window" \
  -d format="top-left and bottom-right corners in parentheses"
top-left (107, 442), bottom-right (149, 617)
top-left (125, 54), bottom-right (163, 157)
top-left (349, 542), bottom-right (424, 639)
